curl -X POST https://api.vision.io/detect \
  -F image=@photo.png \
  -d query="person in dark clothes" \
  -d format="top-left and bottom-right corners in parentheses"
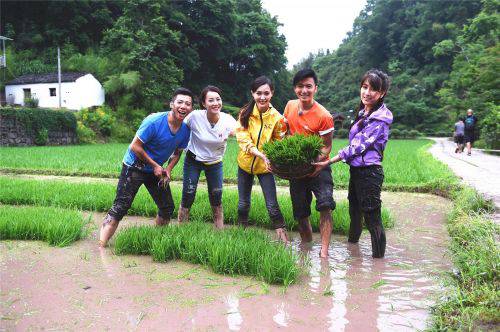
top-left (464, 109), bottom-right (478, 156)
top-left (314, 69), bottom-right (392, 258)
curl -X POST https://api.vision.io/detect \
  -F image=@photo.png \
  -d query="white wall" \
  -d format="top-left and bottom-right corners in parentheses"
top-left (5, 74), bottom-right (105, 110)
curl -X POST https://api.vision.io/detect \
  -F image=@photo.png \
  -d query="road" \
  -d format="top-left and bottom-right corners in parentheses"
top-left (428, 137), bottom-right (500, 220)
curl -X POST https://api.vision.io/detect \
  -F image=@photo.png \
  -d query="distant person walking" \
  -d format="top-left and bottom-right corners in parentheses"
top-left (236, 76), bottom-right (289, 243)
top-left (99, 88), bottom-right (194, 247)
top-left (454, 117), bottom-right (465, 153)
top-left (283, 68), bottom-right (335, 258)
top-left (177, 86), bottom-right (237, 229)
top-left (464, 109), bottom-right (478, 156)
top-left (314, 69), bottom-right (392, 258)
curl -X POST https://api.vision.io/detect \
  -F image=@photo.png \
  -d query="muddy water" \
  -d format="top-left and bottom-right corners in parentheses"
top-left (0, 192), bottom-right (451, 331)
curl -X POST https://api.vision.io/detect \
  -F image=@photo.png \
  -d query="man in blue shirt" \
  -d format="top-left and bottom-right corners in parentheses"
top-left (99, 87), bottom-right (194, 247)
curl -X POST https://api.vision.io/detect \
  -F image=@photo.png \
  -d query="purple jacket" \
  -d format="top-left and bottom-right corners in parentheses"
top-left (338, 104), bottom-right (393, 167)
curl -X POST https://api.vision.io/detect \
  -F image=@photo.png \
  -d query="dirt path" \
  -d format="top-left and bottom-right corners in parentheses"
top-left (1, 192), bottom-right (451, 331)
top-left (428, 137), bottom-right (500, 220)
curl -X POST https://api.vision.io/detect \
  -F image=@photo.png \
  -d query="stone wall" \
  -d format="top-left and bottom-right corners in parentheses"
top-left (0, 114), bottom-right (77, 146)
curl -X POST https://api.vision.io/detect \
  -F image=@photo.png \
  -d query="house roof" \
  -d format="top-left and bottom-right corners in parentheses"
top-left (6, 72), bottom-right (89, 85)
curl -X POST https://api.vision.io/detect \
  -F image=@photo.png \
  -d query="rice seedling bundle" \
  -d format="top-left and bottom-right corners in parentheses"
top-left (0, 205), bottom-right (86, 246)
top-left (263, 134), bottom-right (323, 179)
top-left (115, 222), bottom-right (299, 285)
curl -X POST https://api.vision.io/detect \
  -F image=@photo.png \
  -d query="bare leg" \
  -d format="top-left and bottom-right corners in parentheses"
top-left (155, 215), bottom-right (169, 226)
top-left (99, 214), bottom-right (119, 247)
top-left (298, 217), bottom-right (313, 243)
top-left (177, 206), bottom-right (190, 223)
top-left (212, 205), bottom-right (224, 229)
top-left (275, 227), bottom-right (289, 244)
top-left (319, 210), bottom-right (333, 258)
top-left (466, 142), bottom-right (472, 155)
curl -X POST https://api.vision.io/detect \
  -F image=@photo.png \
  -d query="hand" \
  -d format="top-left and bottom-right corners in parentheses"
top-left (153, 165), bottom-right (164, 178)
top-left (308, 163), bottom-right (324, 178)
top-left (162, 168), bottom-right (171, 182)
top-left (311, 159), bottom-right (331, 168)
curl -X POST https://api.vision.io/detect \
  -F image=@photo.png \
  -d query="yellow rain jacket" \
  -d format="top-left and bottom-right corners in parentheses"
top-left (236, 104), bottom-right (286, 174)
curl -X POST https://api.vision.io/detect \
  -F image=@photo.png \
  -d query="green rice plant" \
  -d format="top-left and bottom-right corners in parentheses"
top-left (263, 134), bottom-right (323, 167)
top-left (0, 176), bottom-right (394, 235)
top-left (0, 205), bottom-right (86, 246)
top-left (0, 139), bottom-right (458, 192)
top-left (432, 186), bottom-right (499, 330)
top-left (115, 222), bottom-right (300, 285)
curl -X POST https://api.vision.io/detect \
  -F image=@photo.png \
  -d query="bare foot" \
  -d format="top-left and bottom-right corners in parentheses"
top-left (319, 248), bottom-right (329, 258)
top-left (275, 228), bottom-right (289, 244)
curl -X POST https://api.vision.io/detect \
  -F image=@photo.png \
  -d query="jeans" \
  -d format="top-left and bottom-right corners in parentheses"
top-left (181, 150), bottom-right (223, 208)
top-left (108, 164), bottom-right (174, 221)
top-left (348, 165), bottom-right (386, 258)
top-left (237, 167), bottom-right (285, 229)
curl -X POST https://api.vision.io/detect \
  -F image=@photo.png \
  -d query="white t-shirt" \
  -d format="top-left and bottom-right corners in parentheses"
top-left (184, 109), bottom-right (237, 163)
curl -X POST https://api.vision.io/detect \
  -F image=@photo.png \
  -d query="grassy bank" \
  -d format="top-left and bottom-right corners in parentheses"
top-left (0, 205), bottom-right (86, 246)
top-left (0, 139), bottom-right (456, 192)
top-left (114, 222), bottom-right (300, 286)
top-left (0, 176), bottom-right (393, 234)
top-left (432, 187), bottom-right (499, 330)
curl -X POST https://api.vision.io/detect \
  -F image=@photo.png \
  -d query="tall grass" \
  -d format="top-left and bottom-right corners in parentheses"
top-left (0, 139), bottom-right (457, 191)
top-left (114, 222), bottom-right (300, 285)
top-left (0, 176), bottom-right (394, 234)
top-left (432, 186), bottom-right (499, 330)
top-left (0, 205), bottom-right (86, 246)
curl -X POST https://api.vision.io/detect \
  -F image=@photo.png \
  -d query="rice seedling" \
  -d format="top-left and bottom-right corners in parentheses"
top-left (0, 176), bottom-right (394, 234)
top-left (0, 205), bottom-right (86, 246)
top-left (114, 222), bottom-right (300, 285)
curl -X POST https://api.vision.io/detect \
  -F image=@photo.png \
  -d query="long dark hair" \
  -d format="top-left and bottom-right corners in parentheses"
top-left (239, 76), bottom-right (274, 129)
top-left (352, 69), bottom-right (390, 127)
top-left (199, 85), bottom-right (222, 109)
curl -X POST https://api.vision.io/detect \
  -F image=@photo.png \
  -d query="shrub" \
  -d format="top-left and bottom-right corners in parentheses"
top-left (223, 104), bottom-right (241, 118)
top-left (34, 127), bottom-right (48, 146)
top-left (335, 128), bottom-right (349, 138)
top-left (77, 106), bottom-right (115, 137)
top-left (110, 120), bottom-right (135, 143)
top-left (481, 104), bottom-right (499, 149)
top-left (390, 128), bottom-right (401, 138)
top-left (408, 129), bottom-right (421, 139)
top-left (24, 97), bottom-right (39, 108)
top-left (76, 121), bottom-right (96, 144)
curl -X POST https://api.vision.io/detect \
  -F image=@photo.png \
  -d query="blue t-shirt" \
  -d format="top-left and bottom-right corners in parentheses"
top-left (123, 112), bottom-right (190, 173)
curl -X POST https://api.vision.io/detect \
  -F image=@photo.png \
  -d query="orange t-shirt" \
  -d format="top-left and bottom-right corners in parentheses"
top-left (283, 100), bottom-right (334, 136)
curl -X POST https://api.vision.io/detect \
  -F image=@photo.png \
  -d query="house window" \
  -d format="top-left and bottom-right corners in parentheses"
top-left (23, 88), bottom-right (31, 99)
top-left (49, 88), bottom-right (56, 96)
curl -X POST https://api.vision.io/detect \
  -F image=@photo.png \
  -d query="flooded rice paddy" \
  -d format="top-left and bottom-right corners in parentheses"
top-left (1, 192), bottom-right (451, 331)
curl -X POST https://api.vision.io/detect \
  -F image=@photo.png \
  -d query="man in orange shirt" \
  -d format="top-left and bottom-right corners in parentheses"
top-left (283, 68), bottom-right (335, 258)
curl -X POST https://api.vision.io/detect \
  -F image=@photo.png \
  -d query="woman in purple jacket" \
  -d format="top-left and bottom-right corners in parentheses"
top-left (314, 69), bottom-right (392, 258)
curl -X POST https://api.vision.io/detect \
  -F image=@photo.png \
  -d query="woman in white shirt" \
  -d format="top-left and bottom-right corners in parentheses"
top-left (178, 85), bottom-right (237, 228)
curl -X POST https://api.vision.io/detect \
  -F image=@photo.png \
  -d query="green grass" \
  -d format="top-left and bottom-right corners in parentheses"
top-left (0, 205), bottom-right (86, 246)
top-left (0, 139), bottom-right (457, 191)
top-left (432, 186), bottom-right (499, 330)
top-left (0, 176), bottom-right (394, 234)
top-left (114, 222), bottom-right (300, 286)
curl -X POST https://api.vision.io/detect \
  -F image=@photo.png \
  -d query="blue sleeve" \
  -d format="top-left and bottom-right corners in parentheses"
top-left (136, 117), bottom-right (156, 144)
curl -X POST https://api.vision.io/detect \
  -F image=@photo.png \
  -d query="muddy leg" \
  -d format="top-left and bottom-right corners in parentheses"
top-left (348, 204), bottom-right (363, 243)
top-left (177, 206), bottom-right (190, 223)
top-left (212, 205), bottom-right (224, 229)
top-left (99, 214), bottom-right (119, 247)
top-left (319, 210), bottom-right (332, 258)
top-left (155, 215), bottom-right (170, 226)
top-left (298, 217), bottom-right (313, 243)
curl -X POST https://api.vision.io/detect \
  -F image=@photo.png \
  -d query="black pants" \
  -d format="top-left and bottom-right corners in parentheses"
top-left (108, 164), bottom-right (174, 221)
top-left (348, 165), bottom-right (386, 258)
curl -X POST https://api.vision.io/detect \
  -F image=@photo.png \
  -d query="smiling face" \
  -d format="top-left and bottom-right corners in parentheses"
top-left (252, 84), bottom-right (273, 111)
top-left (293, 77), bottom-right (317, 106)
top-left (170, 94), bottom-right (193, 122)
top-left (203, 91), bottom-right (222, 115)
top-left (360, 79), bottom-right (385, 111)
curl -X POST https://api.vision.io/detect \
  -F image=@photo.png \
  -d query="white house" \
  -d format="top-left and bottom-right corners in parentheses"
top-left (5, 72), bottom-right (105, 110)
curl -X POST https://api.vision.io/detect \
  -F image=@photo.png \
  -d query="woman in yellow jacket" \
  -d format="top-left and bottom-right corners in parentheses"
top-left (236, 76), bottom-right (288, 243)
